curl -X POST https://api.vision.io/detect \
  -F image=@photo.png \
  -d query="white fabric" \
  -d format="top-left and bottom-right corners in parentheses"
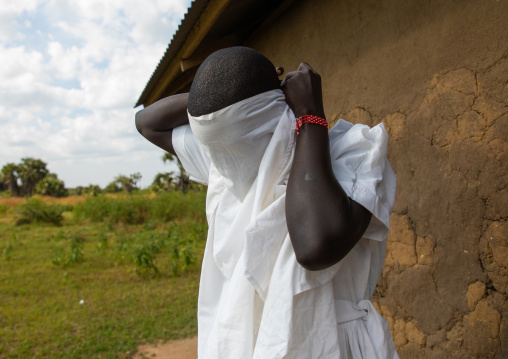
top-left (172, 89), bottom-right (398, 359)
top-left (172, 124), bottom-right (211, 185)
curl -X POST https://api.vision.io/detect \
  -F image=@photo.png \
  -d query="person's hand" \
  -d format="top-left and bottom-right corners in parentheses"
top-left (280, 62), bottom-right (325, 119)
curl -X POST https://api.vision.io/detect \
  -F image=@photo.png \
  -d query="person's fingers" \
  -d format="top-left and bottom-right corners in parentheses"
top-left (280, 71), bottom-right (295, 87)
top-left (297, 62), bottom-right (311, 71)
top-left (297, 62), bottom-right (319, 75)
top-left (280, 72), bottom-right (298, 87)
top-left (297, 62), bottom-right (307, 71)
top-left (276, 66), bottom-right (284, 76)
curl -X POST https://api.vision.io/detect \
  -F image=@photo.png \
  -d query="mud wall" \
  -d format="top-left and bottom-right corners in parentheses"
top-left (246, 0), bottom-right (507, 357)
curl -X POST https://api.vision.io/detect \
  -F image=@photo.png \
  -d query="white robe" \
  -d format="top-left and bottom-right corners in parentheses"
top-left (172, 89), bottom-right (398, 359)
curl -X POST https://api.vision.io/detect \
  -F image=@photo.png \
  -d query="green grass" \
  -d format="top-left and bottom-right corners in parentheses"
top-left (0, 192), bottom-right (207, 358)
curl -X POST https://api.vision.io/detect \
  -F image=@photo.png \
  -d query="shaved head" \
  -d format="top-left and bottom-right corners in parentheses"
top-left (188, 47), bottom-right (280, 116)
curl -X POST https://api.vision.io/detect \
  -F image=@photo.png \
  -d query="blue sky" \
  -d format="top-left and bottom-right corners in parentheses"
top-left (0, 0), bottom-right (193, 188)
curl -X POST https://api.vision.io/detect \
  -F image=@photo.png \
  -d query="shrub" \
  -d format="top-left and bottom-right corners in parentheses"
top-left (35, 173), bottom-right (68, 197)
top-left (3, 241), bottom-right (13, 261)
top-left (150, 191), bottom-right (206, 222)
top-left (115, 231), bottom-right (166, 275)
top-left (0, 204), bottom-right (8, 214)
top-left (73, 191), bottom-right (206, 225)
top-left (68, 233), bottom-right (85, 263)
top-left (52, 233), bottom-right (85, 266)
top-left (73, 194), bottom-right (151, 224)
top-left (15, 199), bottom-right (72, 226)
top-left (166, 224), bottom-right (198, 276)
top-left (132, 232), bottom-right (167, 275)
top-left (97, 232), bottom-right (109, 251)
top-left (111, 222), bottom-right (204, 277)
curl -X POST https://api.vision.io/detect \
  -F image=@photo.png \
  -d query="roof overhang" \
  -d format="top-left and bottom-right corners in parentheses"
top-left (135, 0), bottom-right (297, 108)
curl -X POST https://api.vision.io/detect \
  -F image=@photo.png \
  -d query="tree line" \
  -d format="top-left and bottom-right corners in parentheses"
top-left (0, 153), bottom-right (192, 198)
top-left (1, 158), bottom-right (66, 197)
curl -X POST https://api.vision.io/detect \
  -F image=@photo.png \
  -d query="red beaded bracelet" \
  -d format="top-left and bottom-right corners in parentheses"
top-left (296, 115), bottom-right (328, 135)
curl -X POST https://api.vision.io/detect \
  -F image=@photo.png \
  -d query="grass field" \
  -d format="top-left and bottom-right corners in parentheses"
top-left (0, 192), bottom-right (207, 358)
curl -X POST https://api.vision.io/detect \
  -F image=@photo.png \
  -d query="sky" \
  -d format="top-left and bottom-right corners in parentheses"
top-left (0, 0), bottom-right (193, 189)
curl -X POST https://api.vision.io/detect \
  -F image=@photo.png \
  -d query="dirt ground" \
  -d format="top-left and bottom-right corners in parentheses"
top-left (133, 337), bottom-right (197, 359)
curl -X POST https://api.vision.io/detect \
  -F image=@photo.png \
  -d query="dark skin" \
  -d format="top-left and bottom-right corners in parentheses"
top-left (282, 63), bottom-right (372, 270)
top-left (135, 92), bottom-right (189, 155)
top-left (135, 63), bottom-right (371, 271)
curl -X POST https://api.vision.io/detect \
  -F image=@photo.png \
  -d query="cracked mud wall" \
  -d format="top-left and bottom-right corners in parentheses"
top-left (246, 0), bottom-right (508, 357)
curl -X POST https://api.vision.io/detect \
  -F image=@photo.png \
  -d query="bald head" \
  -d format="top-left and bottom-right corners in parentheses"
top-left (188, 47), bottom-right (280, 116)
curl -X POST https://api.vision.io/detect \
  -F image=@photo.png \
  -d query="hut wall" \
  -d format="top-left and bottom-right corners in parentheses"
top-left (246, 0), bottom-right (508, 357)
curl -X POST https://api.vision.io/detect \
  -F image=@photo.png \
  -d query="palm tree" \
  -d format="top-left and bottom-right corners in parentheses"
top-left (108, 172), bottom-right (142, 194)
top-left (1, 163), bottom-right (20, 197)
top-left (162, 152), bottom-right (189, 193)
top-left (151, 172), bottom-right (173, 192)
top-left (17, 158), bottom-right (49, 196)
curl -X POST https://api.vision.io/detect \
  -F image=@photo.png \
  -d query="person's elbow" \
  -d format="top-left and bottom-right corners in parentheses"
top-left (294, 241), bottom-right (346, 272)
top-left (294, 239), bottom-right (346, 271)
top-left (135, 109), bottom-right (147, 135)
top-left (293, 222), bottom-right (364, 271)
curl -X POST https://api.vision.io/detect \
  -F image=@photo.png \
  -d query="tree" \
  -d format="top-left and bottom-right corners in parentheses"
top-left (0, 158), bottom-right (70, 197)
top-left (104, 180), bottom-right (122, 193)
top-left (17, 158), bottom-right (49, 196)
top-left (162, 152), bottom-right (189, 193)
top-left (151, 172), bottom-right (173, 192)
top-left (35, 173), bottom-right (68, 197)
top-left (1, 163), bottom-right (20, 196)
top-left (83, 185), bottom-right (101, 196)
top-left (73, 186), bottom-right (85, 196)
top-left (105, 173), bottom-right (142, 194)
top-left (127, 172), bottom-right (142, 193)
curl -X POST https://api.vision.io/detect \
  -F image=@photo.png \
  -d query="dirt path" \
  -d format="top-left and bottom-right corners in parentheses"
top-left (133, 337), bottom-right (197, 359)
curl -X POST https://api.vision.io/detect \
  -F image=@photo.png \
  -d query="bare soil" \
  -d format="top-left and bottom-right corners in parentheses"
top-left (133, 337), bottom-right (197, 359)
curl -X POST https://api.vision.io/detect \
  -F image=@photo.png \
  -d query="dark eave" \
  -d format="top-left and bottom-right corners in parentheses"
top-left (135, 0), bottom-right (296, 108)
top-left (135, 0), bottom-right (210, 108)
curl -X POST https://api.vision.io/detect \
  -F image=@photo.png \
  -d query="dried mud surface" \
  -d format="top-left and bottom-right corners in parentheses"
top-left (368, 58), bottom-right (508, 359)
top-left (133, 337), bottom-right (197, 359)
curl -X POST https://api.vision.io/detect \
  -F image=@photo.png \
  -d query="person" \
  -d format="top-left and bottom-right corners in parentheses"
top-left (136, 47), bottom-right (398, 359)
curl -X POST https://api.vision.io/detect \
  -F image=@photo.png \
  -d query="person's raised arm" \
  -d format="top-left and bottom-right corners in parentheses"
top-left (135, 93), bottom-right (189, 155)
top-left (282, 63), bottom-right (372, 271)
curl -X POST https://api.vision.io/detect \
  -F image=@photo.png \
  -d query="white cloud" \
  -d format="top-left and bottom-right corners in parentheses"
top-left (0, 0), bottom-right (38, 41)
top-left (0, 0), bottom-right (192, 188)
